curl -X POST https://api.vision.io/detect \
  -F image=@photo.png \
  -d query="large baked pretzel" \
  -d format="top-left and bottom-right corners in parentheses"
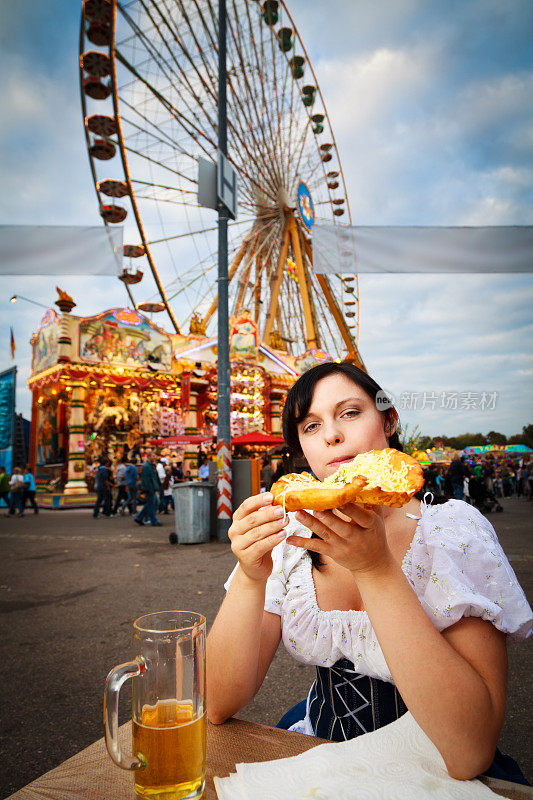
top-left (271, 448), bottom-right (424, 512)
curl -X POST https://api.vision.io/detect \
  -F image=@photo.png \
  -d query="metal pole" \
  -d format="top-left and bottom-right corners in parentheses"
top-left (216, 0), bottom-right (232, 541)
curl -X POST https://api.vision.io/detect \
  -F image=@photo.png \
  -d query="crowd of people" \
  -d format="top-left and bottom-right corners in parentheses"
top-left (89, 450), bottom-right (193, 524)
top-left (2, 449), bottom-right (530, 525)
top-left (0, 465), bottom-right (39, 517)
top-left (421, 455), bottom-right (533, 507)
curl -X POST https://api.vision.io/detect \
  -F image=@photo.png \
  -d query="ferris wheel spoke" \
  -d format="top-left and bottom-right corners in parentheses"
top-left (189, 0), bottom-right (219, 58)
top-left (239, 223), bottom-right (281, 312)
top-left (249, 235), bottom-right (283, 318)
top-left (164, 251), bottom-right (228, 300)
top-left (281, 58), bottom-right (299, 192)
top-left (135, 194), bottom-right (205, 208)
top-left (115, 49), bottom-right (218, 159)
top-left (153, 0), bottom-right (219, 106)
top-left (268, 30), bottom-right (294, 192)
top-left (119, 73), bottom-right (217, 170)
top-left (172, 0), bottom-right (219, 88)
top-left (130, 178), bottom-right (196, 195)
top-left (146, 217), bottom-right (251, 247)
top-left (227, 2), bottom-right (271, 165)
top-left (224, 101), bottom-right (280, 201)
top-left (226, 88), bottom-right (280, 200)
top-left (254, 5), bottom-right (285, 191)
top-left (297, 154), bottom-right (324, 190)
top-left (121, 0), bottom-right (219, 136)
top-left (289, 118), bottom-right (314, 189)
top-left (119, 141), bottom-right (198, 184)
top-left (166, 265), bottom-right (216, 304)
top-left (316, 292), bottom-right (341, 355)
top-left (268, 21), bottom-right (284, 180)
top-left (242, 0), bottom-right (281, 186)
top-left (118, 106), bottom-right (200, 172)
top-left (225, 16), bottom-right (282, 197)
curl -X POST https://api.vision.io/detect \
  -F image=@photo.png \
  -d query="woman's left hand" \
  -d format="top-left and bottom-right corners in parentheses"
top-left (286, 503), bottom-right (394, 576)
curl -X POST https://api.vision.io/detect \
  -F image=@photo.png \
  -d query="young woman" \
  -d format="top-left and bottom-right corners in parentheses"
top-left (206, 363), bottom-right (532, 781)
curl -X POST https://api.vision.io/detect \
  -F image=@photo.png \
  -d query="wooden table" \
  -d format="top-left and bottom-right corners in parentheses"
top-left (7, 718), bottom-right (533, 800)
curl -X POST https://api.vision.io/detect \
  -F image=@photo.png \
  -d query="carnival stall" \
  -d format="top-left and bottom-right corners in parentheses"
top-left (28, 291), bottom-right (335, 501)
top-left (460, 444), bottom-right (533, 464)
top-left (412, 446), bottom-right (460, 466)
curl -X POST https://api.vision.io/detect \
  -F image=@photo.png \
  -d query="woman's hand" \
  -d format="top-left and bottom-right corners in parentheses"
top-left (286, 503), bottom-right (394, 576)
top-left (229, 493), bottom-right (288, 582)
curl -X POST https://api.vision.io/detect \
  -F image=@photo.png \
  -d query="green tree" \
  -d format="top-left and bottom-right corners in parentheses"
top-left (517, 424), bottom-right (533, 449)
top-left (486, 431), bottom-right (507, 446)
top-left (443, 433), bottom-right (486, 450)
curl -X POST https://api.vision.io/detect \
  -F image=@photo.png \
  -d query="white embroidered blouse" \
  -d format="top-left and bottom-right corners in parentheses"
top-left (224, 499), bottom-right (532, 684)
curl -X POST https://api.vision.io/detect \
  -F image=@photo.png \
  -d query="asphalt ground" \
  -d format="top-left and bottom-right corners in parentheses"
top-left (0, 496), bottom-right (531, 798)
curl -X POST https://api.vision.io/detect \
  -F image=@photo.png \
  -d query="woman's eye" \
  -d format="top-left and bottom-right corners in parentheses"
top-left (303, 422), bottom-right (319, 433)
top-left (341, 409), bottom-right (360, 418)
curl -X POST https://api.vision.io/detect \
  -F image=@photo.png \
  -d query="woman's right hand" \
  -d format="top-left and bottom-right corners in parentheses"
top-left (229, 493), bottom-right (287, 582)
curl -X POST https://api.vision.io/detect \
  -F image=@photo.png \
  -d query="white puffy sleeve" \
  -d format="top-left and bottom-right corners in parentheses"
top-left (404, 500), bottom-right (532, 641)
top-left (223, 512), bottom-right (311, 615)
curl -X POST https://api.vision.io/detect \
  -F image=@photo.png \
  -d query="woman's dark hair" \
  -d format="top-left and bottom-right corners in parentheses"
top-left (281, 362), bottom-right (403, 572)
top-left (282, 362), bottom-right (402, 455)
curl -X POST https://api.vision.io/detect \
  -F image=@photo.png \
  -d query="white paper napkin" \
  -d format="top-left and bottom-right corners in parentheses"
top-left (214, 713), bottom-right (497, 799)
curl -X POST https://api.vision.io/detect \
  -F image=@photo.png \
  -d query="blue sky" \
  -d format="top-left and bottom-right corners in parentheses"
top-left (0, 0), bottom-right (532, 438)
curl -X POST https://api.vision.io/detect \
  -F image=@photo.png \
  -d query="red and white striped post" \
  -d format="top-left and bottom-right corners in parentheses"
top-left (216, 440), bottom-right (232, 528)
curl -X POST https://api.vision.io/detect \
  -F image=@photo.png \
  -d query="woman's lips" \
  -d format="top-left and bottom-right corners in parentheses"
top-left (327, 455), bottom-right (355, 467)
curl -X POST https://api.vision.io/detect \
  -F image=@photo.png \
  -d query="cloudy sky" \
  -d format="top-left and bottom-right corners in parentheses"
top-left (0, 0), bottom-right (532, 438)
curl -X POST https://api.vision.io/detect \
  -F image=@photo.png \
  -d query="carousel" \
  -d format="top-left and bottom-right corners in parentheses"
top-left (28, 289), bottom-right (347, 500)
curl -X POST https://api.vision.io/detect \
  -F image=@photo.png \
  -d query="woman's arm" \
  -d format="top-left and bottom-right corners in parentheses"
top-left (355, 561), bottom-right (507, 780)
top-left (207, 568), bottom-right (281, 724)
top-left (287, 505), bottom-right (508, 780)
top-left (206, 492), bottom-right (287, 724)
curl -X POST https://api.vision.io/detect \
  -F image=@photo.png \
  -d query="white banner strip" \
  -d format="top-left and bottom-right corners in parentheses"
top-left (0, 226), bottom-right (123, 275)
top-left (312, 223), bottom-right (533, 274)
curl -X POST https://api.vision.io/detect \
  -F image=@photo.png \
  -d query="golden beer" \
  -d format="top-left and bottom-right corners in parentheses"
top-left (133, 700), bottom-right (206, 800)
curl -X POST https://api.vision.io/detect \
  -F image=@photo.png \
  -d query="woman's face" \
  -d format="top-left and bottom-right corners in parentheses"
top-left (296, 373), bottom-right (395, 481)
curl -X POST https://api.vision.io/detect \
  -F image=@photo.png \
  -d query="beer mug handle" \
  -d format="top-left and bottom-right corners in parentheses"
top-left (104, 656), bottom-right (146, 770)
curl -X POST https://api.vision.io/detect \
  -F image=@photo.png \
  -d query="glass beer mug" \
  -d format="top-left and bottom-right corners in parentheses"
top-left (104, 611), bottom-right (206, 800)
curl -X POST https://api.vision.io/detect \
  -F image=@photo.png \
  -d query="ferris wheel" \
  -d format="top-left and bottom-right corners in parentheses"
top-left (79, 0), bottom-right (362, 361)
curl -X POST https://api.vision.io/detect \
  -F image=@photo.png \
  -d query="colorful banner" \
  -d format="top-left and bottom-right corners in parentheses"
top-left (32, 309), bottom-right (60, 374)
top-left (79, 309), bottom-right (172, 370)
top-left (462, 444), bottom-right (532, 455)
top-left (0, 367), bottom-right (16, 473)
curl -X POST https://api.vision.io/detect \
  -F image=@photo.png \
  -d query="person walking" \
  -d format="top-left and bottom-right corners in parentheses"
top-left (526, 459), bottom-right (533, 502)
top-left (112, 458), bottom-right (128, 515)
top-left (7, 467), bottom-right (25, 517)
top-left (134, 451), bottom-right (162, 527)
top-left (161, 465), bottom-right (175, 514)
top-left (0, 466), bottom-right (10, 508)
top-left (447, 456), bottom-right (465, 501)
top-left (260, 457), bottom-right (275, 491)
top-left (93, 458), bottom-right (112, 518)
top-left (434, 467), bottom-right (446, 502)
top-left (124, 457), bottom-right (139, 515)
top-left (155, 456), bottom-right (166, 512)
top-left (516, 464), bottom-right (525, 498)
top-left (22, 466), bottom-right (39, 514)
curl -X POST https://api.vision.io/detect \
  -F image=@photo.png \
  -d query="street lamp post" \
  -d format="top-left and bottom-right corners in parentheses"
top-left (216, 0), bottom-right (232, 541)
top-left (10, 295), bottom-right (49, 310)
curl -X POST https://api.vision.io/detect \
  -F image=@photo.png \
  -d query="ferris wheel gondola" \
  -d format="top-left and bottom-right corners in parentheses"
top-left (79, 0), bottom-right (362, 363)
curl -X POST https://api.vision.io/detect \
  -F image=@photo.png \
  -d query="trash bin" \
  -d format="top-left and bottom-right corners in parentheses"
top-left (172, 482), bottom-right (211, 544)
